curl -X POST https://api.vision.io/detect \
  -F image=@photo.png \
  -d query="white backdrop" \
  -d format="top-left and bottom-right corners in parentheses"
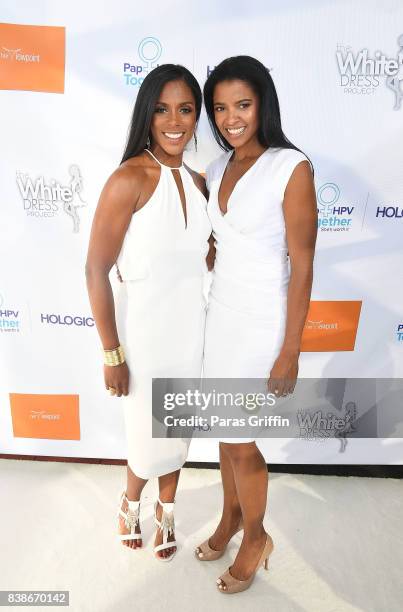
top-left (1, 0), bottom-right (402, 465)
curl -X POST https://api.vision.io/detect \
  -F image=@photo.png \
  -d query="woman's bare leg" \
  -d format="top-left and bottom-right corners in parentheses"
top-left (155, 469), bottom-right (181, 559)
top-left (118, 464), bottom-right (147, 549)
top-left (219, 442), bottom-right (269, 585)
top-left (208, 442), bottom-right (243, 551)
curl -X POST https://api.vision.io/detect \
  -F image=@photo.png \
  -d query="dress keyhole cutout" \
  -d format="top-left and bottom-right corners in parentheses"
top-left (171, 169), bottom-right (187, 229)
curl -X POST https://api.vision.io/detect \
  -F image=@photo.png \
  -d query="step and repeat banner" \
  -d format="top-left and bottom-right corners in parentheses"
top-left (1, 1), bottom-right (402, 465)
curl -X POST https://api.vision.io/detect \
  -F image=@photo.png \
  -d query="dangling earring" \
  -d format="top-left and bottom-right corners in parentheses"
top-left (146, 135), bottom-right (151, 148)
top-left (194, 132), bottom-right (198, 152)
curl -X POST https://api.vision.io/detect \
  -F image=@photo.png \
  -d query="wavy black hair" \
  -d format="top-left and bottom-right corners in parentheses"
top-left (204, 55), bottom-right (312, 169)
top-left (121, 64), bottom-right (202, 163)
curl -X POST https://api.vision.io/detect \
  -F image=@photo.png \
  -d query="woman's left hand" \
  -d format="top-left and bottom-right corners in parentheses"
top-left (267, 348), bottom-right (299, 398)
top-left (206, 234), bottom-right (216, 271)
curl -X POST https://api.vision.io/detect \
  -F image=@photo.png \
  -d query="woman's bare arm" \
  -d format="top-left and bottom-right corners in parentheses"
top-left (268, 160), bottom-right (317, 395)
top-left (282, 161), bottom-right (317, 351)
top-left (85, 166), bottom-right (142, 350)
top-left (185, 166), bottom-right (216, 270)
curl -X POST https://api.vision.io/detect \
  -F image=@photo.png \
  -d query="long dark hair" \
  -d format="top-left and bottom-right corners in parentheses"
top-left (121, 64), bottom-right (202, 163)
top-left (204, 55), bottom-right (312, 168)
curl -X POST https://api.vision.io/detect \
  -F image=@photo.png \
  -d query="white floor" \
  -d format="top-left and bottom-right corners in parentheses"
top-left (1, 459), bottom-right (402, 612)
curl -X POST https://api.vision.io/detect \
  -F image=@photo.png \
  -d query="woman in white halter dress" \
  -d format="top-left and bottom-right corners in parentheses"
top-left (86, 65), bottom-right (211, 562)
top-left (115, 147), bottom-right (211, 476)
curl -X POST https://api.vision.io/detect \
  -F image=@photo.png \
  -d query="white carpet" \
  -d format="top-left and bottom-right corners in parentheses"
top-left (0, 459), bottom-right (402, 612)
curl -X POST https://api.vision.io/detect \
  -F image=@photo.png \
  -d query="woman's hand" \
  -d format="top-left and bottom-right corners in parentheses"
top-left (267, 348), bottom-right (299, 398)
top-left (206, 234), bottom-right (216, 271)
top-left (104, 362), bottom-right (130, 397)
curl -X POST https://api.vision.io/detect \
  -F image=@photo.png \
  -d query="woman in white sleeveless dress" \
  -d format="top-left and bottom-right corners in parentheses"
top-left (86, 65), bottom-right (211, 561)
top-left (194, 56), bottom-right (317, 594)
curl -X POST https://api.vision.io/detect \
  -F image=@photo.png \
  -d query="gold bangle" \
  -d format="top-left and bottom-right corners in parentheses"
top-left (104, 345), bottom-right (125, 366)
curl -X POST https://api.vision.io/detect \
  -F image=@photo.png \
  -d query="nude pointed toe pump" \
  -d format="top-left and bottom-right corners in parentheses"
top-left (117, 490), bottom-right (142, 546)
top-left (154, 498), bottom-right (177, 562)
top-left (216, 533), bottom-right (274, 594)
top-left (194, 518), bottom-right (244, 561)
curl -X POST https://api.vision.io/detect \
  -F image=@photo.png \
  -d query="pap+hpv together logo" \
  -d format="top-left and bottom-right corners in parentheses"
top-left (123, 36), bottom-right (162, 87)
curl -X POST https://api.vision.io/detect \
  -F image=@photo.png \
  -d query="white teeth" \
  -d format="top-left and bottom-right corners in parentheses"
top-left (164, 132), bottom-right (183, 139)
top-left (227, 127), bottom-right (246, 135)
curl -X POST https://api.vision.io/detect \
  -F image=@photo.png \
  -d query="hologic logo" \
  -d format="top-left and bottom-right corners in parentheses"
top-left (16, 165), bottom-right (86, 232)
top-left (336, 35), bottom-right (403, 108)
top-left (40, 314), bottom-right (94, 327)
top-left (123, 36), bottom-right (162, 86)
top-left (0, 46), bottom-right (40, 63)
top-left (0, 293), bottom-right (20, 333)
top-left (317, 183), bottom-right (355, 232)
top-left (375, 205), bottom-right (403, 219)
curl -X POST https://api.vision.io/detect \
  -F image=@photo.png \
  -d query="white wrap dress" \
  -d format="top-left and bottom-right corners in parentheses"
top-left (114, 150), bottom-right (211, 477)
top-left (203, 147), bottom-right (310, 443)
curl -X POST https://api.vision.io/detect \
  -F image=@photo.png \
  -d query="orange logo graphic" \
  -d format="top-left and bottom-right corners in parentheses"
top-left (0, 23), bottom-right (65, 93)
top-left (9, 393), bottom-right (80, 440)
top-left (301, 300), bottom-right (362, 351)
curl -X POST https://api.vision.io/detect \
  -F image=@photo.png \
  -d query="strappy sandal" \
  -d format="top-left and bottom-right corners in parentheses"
top-left (153, 498), bottom-right (177, 562)
top-left (194, 517), bottom-right (244, 561)
top-left (116, 490), bottom-right (142, 546)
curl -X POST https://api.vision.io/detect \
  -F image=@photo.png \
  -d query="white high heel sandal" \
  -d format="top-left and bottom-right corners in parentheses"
top-left (117, 490), bottom-right (142, 546)
top-left (153, 498), bottom-right (177, 561)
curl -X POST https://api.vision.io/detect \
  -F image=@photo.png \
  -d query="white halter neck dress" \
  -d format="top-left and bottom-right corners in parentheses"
top-left (114, 150), bottom-right (211, 478)
top-left (203, 147), bottom-right (310, 443)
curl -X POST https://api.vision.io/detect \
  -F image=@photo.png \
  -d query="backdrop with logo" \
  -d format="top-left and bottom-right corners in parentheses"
top-left (1, 1), bottom-right (402, 465)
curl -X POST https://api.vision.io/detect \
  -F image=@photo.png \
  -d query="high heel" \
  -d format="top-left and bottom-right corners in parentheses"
top-left (194, 517), bottom-right (244, 561)
top-left (153, 498), bottom-right (177, 562)
top-left (216, 533), bottom-right (274, 594)
top-left (116, 490), bottom-right (142, 546)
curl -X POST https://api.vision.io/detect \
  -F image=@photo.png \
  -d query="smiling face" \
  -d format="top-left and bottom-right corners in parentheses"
top-left (213, 79), bottom-right (261, 149)
top-left (149, 79), bottom-right (197, 156)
